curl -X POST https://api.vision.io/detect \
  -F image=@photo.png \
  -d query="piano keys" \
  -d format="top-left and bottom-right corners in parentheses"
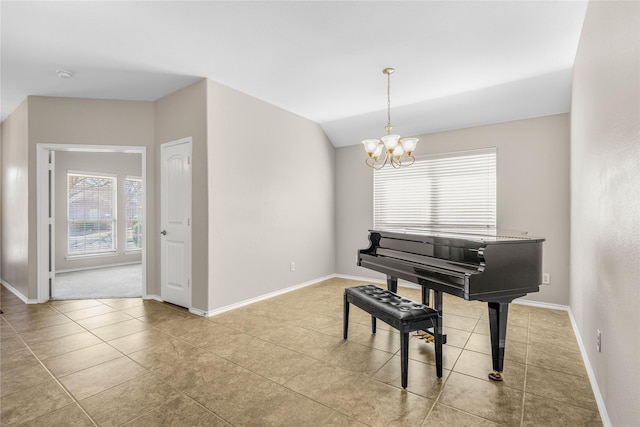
top-left (358, 228), bottom-right (544, 381)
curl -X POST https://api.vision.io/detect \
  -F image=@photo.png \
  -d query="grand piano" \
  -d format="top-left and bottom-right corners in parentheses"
top-left (358, 228), bottom-right (544, 381)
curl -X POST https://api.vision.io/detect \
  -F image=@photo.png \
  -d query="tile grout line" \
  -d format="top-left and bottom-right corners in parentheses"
top-left (51, 300), bottom-right (233, 426)
top-left (2, 307), bottom-right (101, 427)
top-left (519, 307), bottom-right (532, 426)
top-left (420, 307), bottom-right (482, 424)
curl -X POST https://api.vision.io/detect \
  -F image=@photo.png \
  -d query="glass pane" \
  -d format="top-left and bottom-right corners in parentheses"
top-left (125, 178), bottom-right (143, 250)
top-left (68, 173), bottom-right (116, 255)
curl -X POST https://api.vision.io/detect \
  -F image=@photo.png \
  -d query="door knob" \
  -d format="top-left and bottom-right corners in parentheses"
top-left (160, 230), bottom-right (167, 235)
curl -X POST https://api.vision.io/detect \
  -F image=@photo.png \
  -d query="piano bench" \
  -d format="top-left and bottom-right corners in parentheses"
top-left (343, 284), bottom-right (443, 388)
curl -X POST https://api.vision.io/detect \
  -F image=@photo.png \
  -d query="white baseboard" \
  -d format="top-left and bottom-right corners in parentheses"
top-left (333, 273), bottom-right (385, 284)
top-left (56, 261), bottom-right (142, 274)
top-left (200, 274), bottom-right (337, 318)
top-left (142, 294), bottom-right (163, 302)
top-left (0, 280), bottom-right (39, 304)
top-left (566, 308), bottom-right (612, 426)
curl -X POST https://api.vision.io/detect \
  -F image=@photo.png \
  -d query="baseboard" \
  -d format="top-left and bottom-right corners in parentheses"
top-left (189, 307), bottom-right (208, 317)
top-left (201, 274), bottom-right (337, 318)
top-left (512, 298), bottom-right (569, 311)
top-left (56, 261), bottom-right (142, 274)
top-left (334, 273), bottom-right (402, 287)
top-left (142, 294), bottom-right (163, 302)
top-left (566, 308), bottom-right (612, 426)
top-left (0, 280), bottom-right (39, 304)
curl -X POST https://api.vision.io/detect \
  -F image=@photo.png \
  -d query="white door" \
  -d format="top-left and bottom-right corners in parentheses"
top-left (160, 138), bottom-right (192, 308)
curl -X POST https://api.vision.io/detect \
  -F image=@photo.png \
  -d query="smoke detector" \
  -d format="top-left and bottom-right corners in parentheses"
top-left (56, 69), bottom-right (73, 79)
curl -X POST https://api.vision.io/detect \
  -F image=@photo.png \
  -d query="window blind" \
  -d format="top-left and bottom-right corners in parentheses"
top-left (125, 177), bottom-right (143, 251)
top-left (373, 148), bottom-right (496, 233)
top-left (67, 172), bottom-right (116, 255)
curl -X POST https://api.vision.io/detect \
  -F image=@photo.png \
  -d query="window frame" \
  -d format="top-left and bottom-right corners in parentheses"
top-left (66, 171), bottom-right (118, 258)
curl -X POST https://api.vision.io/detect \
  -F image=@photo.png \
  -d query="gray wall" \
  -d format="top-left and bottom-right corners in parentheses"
top-left (336, 113), bottom-right (571, 306)
top-left (571, 1), bottom-right (640, 424)
top-left (0, 100), bottom-right (30, 298)
top-left (155, 79), bottom-right (209, 309)
top-left (54, 151), bottom-right (142, 271)
top-left (25, 96), bottom-right (155, 300)
top-left (206, 80), bottom-right (336, 310)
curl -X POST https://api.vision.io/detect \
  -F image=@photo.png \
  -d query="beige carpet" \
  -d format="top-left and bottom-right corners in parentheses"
top-left (53, 264), bottom-right (142, 299)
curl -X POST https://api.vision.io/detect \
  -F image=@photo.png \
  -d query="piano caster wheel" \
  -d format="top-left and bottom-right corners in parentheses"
top-left (488, 371), bottom-right (503, 381)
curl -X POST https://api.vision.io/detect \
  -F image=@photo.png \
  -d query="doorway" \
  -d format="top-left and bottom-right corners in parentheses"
top-left (36, 144), bottom-right (146, 302)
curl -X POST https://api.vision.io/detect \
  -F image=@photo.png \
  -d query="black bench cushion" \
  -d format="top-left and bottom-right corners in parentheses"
top-left (345, 285), bottom-right (437, 322)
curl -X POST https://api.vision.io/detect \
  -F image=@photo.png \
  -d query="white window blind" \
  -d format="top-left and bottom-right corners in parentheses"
top-left (125, 177), bottom-right (143, 251)
top-left (67, 172), bottom-right (116, 255)
top-left (374, 148), bottom-right (496, 233)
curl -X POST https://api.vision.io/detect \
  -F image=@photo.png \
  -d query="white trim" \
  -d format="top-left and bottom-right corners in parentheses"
top-left (36, 146), bottom-right (52, 303)
top-left (1, 280), bottom-right (39, 304)
top-left (334, 273), bottom-right (386, 285)
top-left (36, 143), bottom-right (147, 302)
top-left (143, 294), bottom-right (163, 302)
top-left (55, 261), bottom-right (142, 274)
top-left (512, 298), bottom-right (570, 311)
top-left (201, 274), bottom-right (336, 318)
top-left (65, 252), bottom-right (118, 261)
top-left (567, 307), bottom-right (612, 427)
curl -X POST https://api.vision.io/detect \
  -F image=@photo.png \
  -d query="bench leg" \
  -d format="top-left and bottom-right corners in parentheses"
top-left (400, 331), bottom-right (409, 388)
top-left (343, 293), bottom-right (349, 339)
top-left (371, 316), bottom-right (377, 333)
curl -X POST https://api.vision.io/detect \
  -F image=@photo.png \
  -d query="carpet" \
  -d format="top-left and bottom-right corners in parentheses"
top-left (53, 264), bottom-right (142, 299)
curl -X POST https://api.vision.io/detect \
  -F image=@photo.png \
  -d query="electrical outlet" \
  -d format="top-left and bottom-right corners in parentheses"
top-left (542, 273), bottom-right (550, 284)
top-left (596, 329), bottom-right (602, 352)
top-left (290, 262), bottom-right (295, 272)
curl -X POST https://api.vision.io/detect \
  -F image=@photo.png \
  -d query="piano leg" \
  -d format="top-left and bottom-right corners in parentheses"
top-left (487, 301), bottom-right (509, 381)
top-left (421, 287), bottom-right (430, 306)
top-left (434, 290), bottom-right (443, 378)
top-left (386, 275), bottom-right (398, 293)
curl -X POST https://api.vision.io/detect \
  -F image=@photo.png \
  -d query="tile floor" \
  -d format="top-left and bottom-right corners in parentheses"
top-left (1, 278), bottom-right (602, 426)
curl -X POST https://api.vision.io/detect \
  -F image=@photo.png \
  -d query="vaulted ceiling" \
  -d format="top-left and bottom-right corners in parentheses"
top-left (1, 1), bottom-right (588, 147)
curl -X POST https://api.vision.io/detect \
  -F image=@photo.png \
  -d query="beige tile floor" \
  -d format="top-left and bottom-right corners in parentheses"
top-left (1, 278), bottom-right (602, 426)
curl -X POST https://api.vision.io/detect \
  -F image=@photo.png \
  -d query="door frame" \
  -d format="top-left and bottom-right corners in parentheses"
top-left (160, 137), bottom-right (192, 309)
top-left (36, 144), bottom-right (147, 302)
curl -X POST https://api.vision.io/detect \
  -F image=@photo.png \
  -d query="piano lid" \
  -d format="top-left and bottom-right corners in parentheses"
top-left (374, 227), bottom-right (544, 244)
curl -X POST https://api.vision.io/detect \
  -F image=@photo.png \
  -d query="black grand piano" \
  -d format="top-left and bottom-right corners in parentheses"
top-left (358, 228), bottom-right (544, 381)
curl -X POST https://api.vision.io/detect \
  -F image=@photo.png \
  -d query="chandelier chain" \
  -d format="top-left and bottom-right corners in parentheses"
top-left (387, 70), bottom-right (391, 133)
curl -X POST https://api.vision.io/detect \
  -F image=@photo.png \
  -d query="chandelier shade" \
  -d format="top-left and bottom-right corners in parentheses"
top-left (362, 68), bottom-right (419, 169)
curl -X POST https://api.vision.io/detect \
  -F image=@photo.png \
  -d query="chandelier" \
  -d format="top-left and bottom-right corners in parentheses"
top-left (361, 68), bottom-right (418, 169)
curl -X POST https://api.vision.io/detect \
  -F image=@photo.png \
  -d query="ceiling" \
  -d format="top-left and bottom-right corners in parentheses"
top-left (1, 1), bottom-right (588, 147)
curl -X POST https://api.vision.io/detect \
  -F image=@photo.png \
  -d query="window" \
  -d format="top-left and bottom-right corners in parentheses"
top-left (67, 172), bottom-right (116, 255)
top-left (374, 148), bottom-right (496, 233)
top-left (125, 177), bottom-right (143, 251)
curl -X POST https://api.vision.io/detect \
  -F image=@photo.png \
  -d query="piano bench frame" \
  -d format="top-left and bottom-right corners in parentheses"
top-left (343, 284), bottom-right (443, 388)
